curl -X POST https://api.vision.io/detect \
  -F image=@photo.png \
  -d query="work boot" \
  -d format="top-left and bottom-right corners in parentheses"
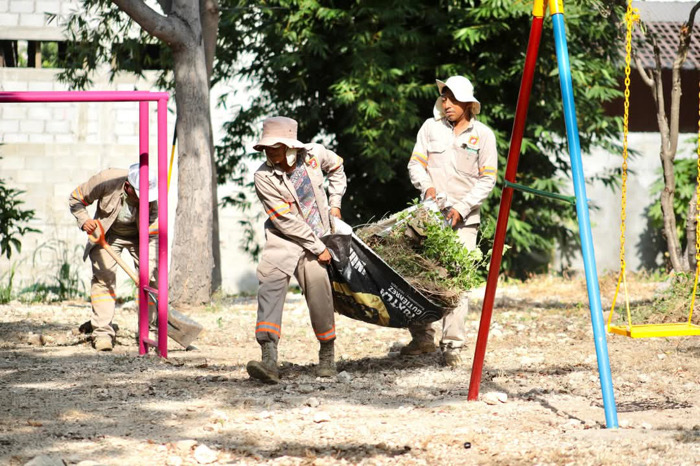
top-left (93, 335), bottom-right (114, 352)
top-left (316, 340), bottom-right (337, 377)
top-left (400, 335), bottom-right (438, 356)
top-left (246, 341), bottom-right (280, 384)
top-left (443, 347), bottom-right (463, 368)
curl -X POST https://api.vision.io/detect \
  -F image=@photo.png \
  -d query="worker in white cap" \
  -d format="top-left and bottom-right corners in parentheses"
top-left (404, 75), bottom-right (499, 367)
top-left (69, 164), bottom-right (158, 351)
top-left (247, 116), bottom-right (347, 384)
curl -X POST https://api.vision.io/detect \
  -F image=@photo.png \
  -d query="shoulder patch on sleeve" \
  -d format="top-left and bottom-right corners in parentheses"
top-left (306, 156), bottom-right (319, 169)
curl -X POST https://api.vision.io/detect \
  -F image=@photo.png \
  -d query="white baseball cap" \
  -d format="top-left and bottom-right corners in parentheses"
top-left (127, 163), bottom-right (158, 201)
top-left (433, 76), bottom-right (481, 119)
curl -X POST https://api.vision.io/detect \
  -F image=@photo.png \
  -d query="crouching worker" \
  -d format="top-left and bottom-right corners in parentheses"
top-left (69, 164), bottom-right (158, 351)
top-left (248, 116), bottom-right (347, 384)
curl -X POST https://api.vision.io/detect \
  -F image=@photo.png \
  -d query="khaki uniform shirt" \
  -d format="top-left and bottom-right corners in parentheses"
top-left (408, 117), bottom-right (498, 225)
top-left (68, 168), bottom-right (158, 261)
top-left (110, 193), bottom-right (140, 238)
top-left (254, 143), bottom-right (347, 276)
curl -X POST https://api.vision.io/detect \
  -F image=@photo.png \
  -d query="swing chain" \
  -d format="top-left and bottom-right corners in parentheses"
top-left (696, 80), bottom-right (700, 263)
top-left (619, 1), bottom-right (640, 271)
top-left (691, 81), bottom-right (700, 323)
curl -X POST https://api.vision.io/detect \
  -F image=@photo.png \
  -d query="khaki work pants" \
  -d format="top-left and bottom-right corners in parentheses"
top-left (89, 234), bottom-right (157, 338)
top-left (408, 223), bottom-right (478, 349)
top-left (255, 251), bottom-right (335, 345)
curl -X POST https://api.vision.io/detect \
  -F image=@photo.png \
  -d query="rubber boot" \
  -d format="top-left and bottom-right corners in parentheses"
top-left (316, 340), bottom-right (337, 377)
top-left (93, 335), bottom-right (114, 352)
top-left (400, 328), bottom-right (437, 356)
top-left (246, 341), bottom-right (280, 384)
top-left (443, 346), bottom-right (462, 367)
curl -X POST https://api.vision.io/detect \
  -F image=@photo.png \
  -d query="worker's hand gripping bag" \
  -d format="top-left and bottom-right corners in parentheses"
top-left (321, 218), bottom-right (447, 328)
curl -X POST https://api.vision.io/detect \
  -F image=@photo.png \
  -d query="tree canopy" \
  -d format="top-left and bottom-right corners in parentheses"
top-left (216, 0), bottom-right (625, 277)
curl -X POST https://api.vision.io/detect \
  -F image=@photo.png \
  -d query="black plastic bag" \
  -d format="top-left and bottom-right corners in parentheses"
top-left (321, 219), bottom-right (447, 328)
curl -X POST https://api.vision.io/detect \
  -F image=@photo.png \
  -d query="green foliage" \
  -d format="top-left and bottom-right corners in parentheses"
top-left (0, 264), bottom-right (16, 304)
top-left (20, 239), bottom-right (86, 302)
top-left (610, 272), bottom-right (700, 326)
top-left (0, 176), bottom-right (39, 259)
top-left (646, 272), bottom-right (699, 325)
top-left (648, 155), bottom-right (698, 252)
top-left (361, 204), bottom-right (488, 307)
top-left (421, 214), bottom-right (487, 292)
top-left (40, 42), bottom-right (60, 68)
top-left (216, 0), bottom-right (626, 277)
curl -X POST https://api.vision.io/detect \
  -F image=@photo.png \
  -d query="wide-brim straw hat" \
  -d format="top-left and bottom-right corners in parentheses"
top-left (253, 116), bottom-right (305, 151)
top-left (433, 76), bottom-right (481, 119)
top-left (127, 163), bottom-right (158, 201)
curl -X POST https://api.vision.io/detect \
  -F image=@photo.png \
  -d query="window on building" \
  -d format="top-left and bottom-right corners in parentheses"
top-left (0, 40), bottom-right (66, 69)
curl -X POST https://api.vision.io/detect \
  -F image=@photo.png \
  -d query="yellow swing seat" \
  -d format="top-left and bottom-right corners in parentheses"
top-left (609, 322), bottom-right (700, 339)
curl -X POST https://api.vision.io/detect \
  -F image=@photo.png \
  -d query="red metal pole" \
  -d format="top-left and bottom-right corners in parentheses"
top-left (467, 15), bottom-right (544, 400)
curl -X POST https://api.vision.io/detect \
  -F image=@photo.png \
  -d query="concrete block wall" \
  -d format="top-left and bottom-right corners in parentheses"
top-left (0, 70), bottom-right (167, 147)
top-left (0, 0), bottom-right (78, 33)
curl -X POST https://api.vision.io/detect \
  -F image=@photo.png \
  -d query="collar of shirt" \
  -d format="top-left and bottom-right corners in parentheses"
top-left (266, 149), bottom-right (309, 177)
top-left (441, 117), bottom-right (474, 136)
top-left (122, 191), bottom-right (139, 207)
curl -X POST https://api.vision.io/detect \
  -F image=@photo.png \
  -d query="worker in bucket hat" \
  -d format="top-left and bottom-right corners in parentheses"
top-left (69, 163), bottom-right (158, 351)
top-left (247, 116), bottom-right (347, 384)
top-left (404, 75), bottom-right (498, 367)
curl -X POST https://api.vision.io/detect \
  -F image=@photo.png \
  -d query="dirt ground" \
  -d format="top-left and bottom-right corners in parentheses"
top-left (1, 275), bottom-right (699, 465)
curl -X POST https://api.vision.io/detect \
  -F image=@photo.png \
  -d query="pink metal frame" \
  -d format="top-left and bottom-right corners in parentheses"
top-left (0, 91), bottom-right (170, 357)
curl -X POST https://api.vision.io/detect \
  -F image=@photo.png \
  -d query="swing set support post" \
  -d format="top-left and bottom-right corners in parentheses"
top-left (467, 4), bottom-right (544, 402)
top-left (467, 0), bottom-right (619, 429)
top-left (551, 1), bottom-right (618, 428)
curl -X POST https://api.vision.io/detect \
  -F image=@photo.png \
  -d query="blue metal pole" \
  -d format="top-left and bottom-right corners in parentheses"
top-left (551, 11), bottom-right (619, 428)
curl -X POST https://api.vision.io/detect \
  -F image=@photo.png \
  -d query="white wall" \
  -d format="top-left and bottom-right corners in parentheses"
top-left (555, 132), bottom-right (698, 274)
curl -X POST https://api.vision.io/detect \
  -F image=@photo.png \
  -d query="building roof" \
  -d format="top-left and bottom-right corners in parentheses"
top-left (634, 0), bottom-right (698, 22)
top-left (631, 1), bottom-right (700, 69)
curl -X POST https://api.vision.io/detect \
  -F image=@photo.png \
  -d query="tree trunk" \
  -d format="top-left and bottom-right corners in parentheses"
top-left (659, 144), bottom-right (684, 271)
top-left (634, 1), bottom-right (700, 273)
top-left (169, 41), bottom-right (215, 306)
top-left (109, 0), bottom-right (219, 304)
top-left (201, 0), bottom-right (221, 292)
top-left (210, 124), bottom-right (222, 293)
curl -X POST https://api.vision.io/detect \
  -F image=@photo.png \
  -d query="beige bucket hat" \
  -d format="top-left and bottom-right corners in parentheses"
top-left (127, 163), bottom-right (158, 201)
top-left (253, 116), bottom-right (305, 151)
top-left (433, 76), bottom-right (481, 119)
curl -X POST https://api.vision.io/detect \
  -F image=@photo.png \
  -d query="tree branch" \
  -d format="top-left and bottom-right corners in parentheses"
top-left (687, 2), bottom-right (700, 32)
top-left (200, 0), bottom-right (220, 82)
top-left (634, 55), bottom-right (655, 87)
top-left (111, 0), bottom-right (184, 45)
top-left (645, 34), bottom-right (671, 146)
top-left (669, 1), bottom-right (700, 155)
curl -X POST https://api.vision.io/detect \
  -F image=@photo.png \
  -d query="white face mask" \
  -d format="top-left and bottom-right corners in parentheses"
top-left (285, 148), bottom-right (298, 167)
